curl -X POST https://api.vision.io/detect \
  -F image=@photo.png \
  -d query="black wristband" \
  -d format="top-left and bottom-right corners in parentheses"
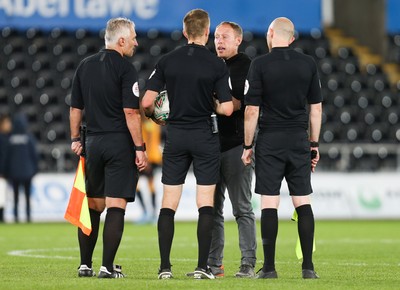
top-left (243, 143), bottom-right (253, 150)
top-left (71, 137), bottom-right (80, 142)
top-left (310, 141), bottom-right (319, 147)
top-left (135, 143), bottom-right (146, 151)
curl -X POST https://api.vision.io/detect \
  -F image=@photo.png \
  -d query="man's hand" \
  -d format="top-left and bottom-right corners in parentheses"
top-left (135, 151), bottom-right (148, 172)
top-left (71, 140), bottom-right (83, 156)
top-left (311, 148), bottom-right (320, 173)
top-left (241, 148), bottom-right (253, 166)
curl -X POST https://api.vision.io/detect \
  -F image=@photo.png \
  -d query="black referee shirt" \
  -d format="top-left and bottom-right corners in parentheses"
top-left (245, 47), bottom-right (322, 131)
top-left (71, 49), bottom-right (140, 134)
top-left (146, 44), bottom-right (232, 128)
top-left (219, 52), bottom-right (251, 152)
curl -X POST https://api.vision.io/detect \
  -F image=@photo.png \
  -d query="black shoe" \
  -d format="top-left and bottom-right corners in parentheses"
top-left (78, 265), bottom-right (95, 277)
top-left (235, 264), bottom-right (255, 278)
top-left (187, 264), bottom-right (224, 277)
top-left (158, 268), bottom-right (173, 279)
top-left (256, 268), bottom-right (278, 279)
top-left (98, 265), bottom-right (125, 278)
top-left (193, 267), bottom-right (215, 279)
top-left (302, 269), bottom-right (319, 279)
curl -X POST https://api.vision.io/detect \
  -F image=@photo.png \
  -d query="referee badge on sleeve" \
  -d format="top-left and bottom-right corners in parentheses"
top-left (149, 69), bottom-right (156, 79)
top-left (132, 81), bottom-right (139, 97)
top-left (244, 79), bottom-right (249, 95)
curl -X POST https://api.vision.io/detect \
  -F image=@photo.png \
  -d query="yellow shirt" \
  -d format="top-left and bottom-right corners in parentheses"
top-left (142, 119), bottom-right (162, 164)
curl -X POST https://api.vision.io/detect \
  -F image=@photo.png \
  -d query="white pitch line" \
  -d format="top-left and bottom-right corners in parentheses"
top-left (8, 248), bottom-right (400, 268)
top-left (8, 248), bottom-right (77, 260)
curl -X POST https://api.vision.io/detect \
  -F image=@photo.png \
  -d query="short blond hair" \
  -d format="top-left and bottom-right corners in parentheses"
top-left (183, 9), bottom-right (210, 39)
top-left (105, 17), bottom-right (135, 46)
top-left (216, 21), bottom-right (243, 37)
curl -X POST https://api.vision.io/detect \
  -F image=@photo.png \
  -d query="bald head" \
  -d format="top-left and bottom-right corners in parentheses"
top-left (266, 17), bottom-right (295, 50)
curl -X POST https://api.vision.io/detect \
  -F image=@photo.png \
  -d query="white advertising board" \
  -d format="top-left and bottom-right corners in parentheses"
top-left (3, 171), bottom-right (400, 223)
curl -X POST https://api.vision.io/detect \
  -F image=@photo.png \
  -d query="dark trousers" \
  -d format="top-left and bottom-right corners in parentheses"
top-left (12, 179), bottom-right (32, 222)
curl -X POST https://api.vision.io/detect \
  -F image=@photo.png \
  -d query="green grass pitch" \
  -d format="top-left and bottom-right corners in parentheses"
top-left (0, 220), bottom-right (399, 289)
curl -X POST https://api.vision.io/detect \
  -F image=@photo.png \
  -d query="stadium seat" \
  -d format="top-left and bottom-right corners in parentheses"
top-left (10, 70), bottom-right (31, 88)
top-left (31, 53), bottom-right (52, 72)
top-left (27, 37), bottom-right (49, 56)
top-left (44, 123), bottom-right (68, 143)
top-left (377, 90), bottom-right (397, 108)
top-left (2, 37), bottom-right (25, 55)
top-left (56, 53), bottom-right (78, 72)
top-left (35, 71), bottom-right (56, 89)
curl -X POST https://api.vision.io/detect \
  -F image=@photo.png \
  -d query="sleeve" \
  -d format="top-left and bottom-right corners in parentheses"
top-left (244, 59), bottom-right (263, 106)
top-left (145, 60), bottom-right (166, 93)
top-left (307, 59), bottom-right (323, 104)
top-left (70, 64), bottom-right (84, 109)
top-left (121, 62), bottom-right (140, 109)
top-left (214, 61), bottom-right (232, 103)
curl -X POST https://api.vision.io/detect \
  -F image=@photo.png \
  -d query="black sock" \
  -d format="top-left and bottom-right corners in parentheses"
top-left (136, 190), bottom-right (147, 214)
top-left (296, 204), bottom-right (315, 270)
top-left (197, 206), bottom-right (214, 269)
top-left (78, 208), bottom-right (101, 268)
top-left (102, 207), bottom-right (125, 272)
top-left (261, 208), bottom-right (278, 272)
top-left (158, 208), bottom-right (175, 269)
top-left (151, 192), bottom-right (156, 214)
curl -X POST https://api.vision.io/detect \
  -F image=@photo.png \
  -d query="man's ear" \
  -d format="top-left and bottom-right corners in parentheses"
top-left (183, 30), bottom-right (188, 40)
top-left (236, 36), bottom-right (243, 47)
top-left (118, 37), bottom-right (125, 47)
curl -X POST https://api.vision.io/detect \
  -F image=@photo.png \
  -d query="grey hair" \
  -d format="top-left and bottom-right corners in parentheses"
top-left (104, 17), bottom-right (135, 46)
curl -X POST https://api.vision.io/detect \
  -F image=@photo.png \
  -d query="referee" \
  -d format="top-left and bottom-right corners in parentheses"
top-left (70, 18), bottom-right (147, 278)
top-left (242, 17), bottom-right (322, 279)
top-left (142, 9), bottom-right (233, 280)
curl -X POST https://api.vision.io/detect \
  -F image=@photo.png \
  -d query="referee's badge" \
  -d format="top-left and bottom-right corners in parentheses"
top-left (244, 79), bottom-right (249, 95)
top-left (149, 69), bottom-right (156, 79)
top-left (132, 82), bottom-right (139, 97)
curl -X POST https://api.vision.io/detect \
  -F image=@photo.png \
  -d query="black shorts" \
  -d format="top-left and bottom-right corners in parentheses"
top-left (85, 133), bottom-right (138, 202)
top-left (162, 126), bottom-right (220, 185)
top-left (254, 130), bottom-right (312, 196)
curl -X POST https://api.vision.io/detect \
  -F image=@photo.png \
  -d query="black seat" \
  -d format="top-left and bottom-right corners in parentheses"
top-left (44, 123), bottom-right (68, 143)
top-left (31, 53), bottom-right (52, 72)
top-left (57, 53), bottom-right (78, 72)
top-left (2, 37), bottom-right (25, 55)
top-left (35, 71), bottom-right (56, 89)
top-left (77, 37), bottom-right (102, 56)
top-left (52, 36), bottom-right (76, 56)
top-left (377, 90), bottom-right (396, 108)
top-left (6, 52), bottom-right (28, 71)
top-left (28, 37), bottom-right (49, 56)
top-left (10, 70), bottom-right (31, 88)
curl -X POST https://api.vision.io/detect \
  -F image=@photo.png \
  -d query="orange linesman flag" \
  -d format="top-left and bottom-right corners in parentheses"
top-left (64, 156), bottom-right (92, 236)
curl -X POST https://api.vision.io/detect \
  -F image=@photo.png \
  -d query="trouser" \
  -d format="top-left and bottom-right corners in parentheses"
top-left (12, 179), bottom-right (32, 222)
top-left (208, 145), bottom-right (257, 267)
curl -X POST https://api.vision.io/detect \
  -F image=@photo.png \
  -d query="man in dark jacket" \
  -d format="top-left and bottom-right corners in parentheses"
top-left (4, 113), bottom-right (38, 223)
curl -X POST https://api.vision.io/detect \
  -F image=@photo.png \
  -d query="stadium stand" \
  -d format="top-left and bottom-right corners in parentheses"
top-left (0, 27), bottom-right (399, 172)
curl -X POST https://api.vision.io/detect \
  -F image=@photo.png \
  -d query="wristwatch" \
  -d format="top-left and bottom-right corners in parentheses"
top-left (243, 143), bottom-right (253, 150)
top-left (135, 143), bottom-right (146, 151)
top-left (71, 137), bottom-right (80, 142)
top-left (310, 141), bottom-right (319, 148)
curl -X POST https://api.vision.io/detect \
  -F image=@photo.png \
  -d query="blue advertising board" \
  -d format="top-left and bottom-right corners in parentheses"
top-left (0, 0), bottom-right (321, 33)
top-left (387, 0), bottom-right (400, 33)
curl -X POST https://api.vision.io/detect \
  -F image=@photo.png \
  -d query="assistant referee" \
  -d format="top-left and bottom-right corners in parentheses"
top-left (142, 9), bottom-right (233, 280)
top-left (70, 17), bottom-right (147, 279)
top-left (242, 17), bottom-right (322, 279)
